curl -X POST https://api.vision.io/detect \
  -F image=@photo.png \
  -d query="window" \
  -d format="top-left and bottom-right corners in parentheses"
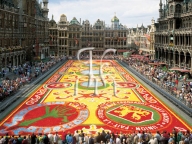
top-left (170, 5), bottom-right (173, 13)
top-left (176, 4), bottom-right (182, 13)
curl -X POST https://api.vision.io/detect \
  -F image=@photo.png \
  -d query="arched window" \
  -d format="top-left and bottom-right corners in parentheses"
top-left (170, 5), bottom-right (173, 13)
top-left (176, 4), bottom-right (182, 13)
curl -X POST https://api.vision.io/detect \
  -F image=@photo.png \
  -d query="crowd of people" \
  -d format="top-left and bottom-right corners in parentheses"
top-left (0, 56), bottom-right (66, 101)
top-left (0, 128), bottom-right (192, 144)
top-left (123, 57), bottom-right (192, 109)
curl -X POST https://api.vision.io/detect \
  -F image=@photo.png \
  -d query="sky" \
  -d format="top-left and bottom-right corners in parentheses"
top-left (47, 0), bottom-right (160, 28)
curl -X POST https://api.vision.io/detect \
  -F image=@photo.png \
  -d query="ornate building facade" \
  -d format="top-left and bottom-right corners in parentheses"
top-left (127, 19), bottom-right (155, 59)
top-left (0, 0), bottom-right (49, 71)
top-left (49, 14), bottom-right (129, 56)
top-left (155, 0), bottom-right (192, 69)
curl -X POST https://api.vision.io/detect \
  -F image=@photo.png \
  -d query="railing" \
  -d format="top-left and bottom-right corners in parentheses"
top-left (118, 60), bottom-right (192, 117)
top-left (0, 58), bottom-right (67, 112)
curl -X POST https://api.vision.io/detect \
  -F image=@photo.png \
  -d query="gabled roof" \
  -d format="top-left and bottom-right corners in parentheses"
top-left (70, 17), bottom-right (80, 25)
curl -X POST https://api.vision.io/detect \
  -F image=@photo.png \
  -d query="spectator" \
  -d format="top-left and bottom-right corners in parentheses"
top-left (53, 132), bottom-right (59, 144)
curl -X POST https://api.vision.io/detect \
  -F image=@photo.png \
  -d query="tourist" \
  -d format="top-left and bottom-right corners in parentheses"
top-left (22, 136), bottom-right (28, 144)
top-left (61, 131), bottom-right (67, 144)
top-left (42, 134), bottom-right (49, 144)
top-left (48, 133), bottom-right (54, 144)
top-left (115, 135), bottom-right (121, 144)
top-left (30, 133), bottom-right (36, 144)
top-left (66, 133), bottom-right (73, 144)
top-left (53, 132), bottom-right (59, 144)
top-left (0, 136), bottom-right (5, 144)
top-left (148, 137), bottom-right (158, 144)
top-left (83, 133), bottom-right (89, 144)
top-left (74, 130), bottom-right (79, 144)
top-left (88, 135), bottom-right (94, 144)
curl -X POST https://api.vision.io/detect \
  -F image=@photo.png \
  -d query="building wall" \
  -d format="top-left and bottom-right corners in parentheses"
top-left (155, 0), bottom-right (192, 69)
top-left (127, 22), bottom-right (155, 58)
top-left (0, 0), bottom-right (49, 71)
top-left (49, 16), bottom-right (130, 56)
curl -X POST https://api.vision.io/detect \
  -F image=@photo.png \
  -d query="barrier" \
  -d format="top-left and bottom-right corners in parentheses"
top-left (0, 59), bottom-right (67, 113)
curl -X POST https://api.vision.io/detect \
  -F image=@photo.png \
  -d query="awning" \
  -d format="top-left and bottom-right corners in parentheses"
top-left (179, 69), bottom-right (190, 73)
top-left (148, 62), bottom-right (167, 66)
top-left (169, 67), bottom-right (181, 71)
top-left (117, 50), bottom-right (129, 52)
top-left (169, 67), bottom-right (190, 73)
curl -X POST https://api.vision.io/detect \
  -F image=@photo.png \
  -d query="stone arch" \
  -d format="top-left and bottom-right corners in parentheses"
top-left (162, 49), bottom-right (165, 61)
top-left (170, 50), bottom-right (174, 66)
top-left (14, 55), bottom-right (17, 66)
top-left (176, 18), bottom-right (182, 29)
top-left (186, 52), bottom-right (191, 69)
top-left (170, 5), bottom-right (174, 13)
top-left (180, 51), bottom-right (185, 68)
top-left (175, 51), bottom-right (179, 66)
top-left (2, 57), bottom-right (5, 68)
top-left (176, 4), bottom-right (182, 13)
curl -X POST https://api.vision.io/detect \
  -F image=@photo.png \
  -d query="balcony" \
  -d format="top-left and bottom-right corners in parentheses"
top-left (174, 28), bottom-right (192, 33)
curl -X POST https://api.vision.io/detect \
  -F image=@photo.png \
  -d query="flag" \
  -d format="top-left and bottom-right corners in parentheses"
top-left (124, 37), bottom-right (127, 41)
top-left (74, 37), bottom-right (78, 45)
top-left (144, 34), bottom-right (151, 42)
top-left (117, 37), bottom-right (120, 42)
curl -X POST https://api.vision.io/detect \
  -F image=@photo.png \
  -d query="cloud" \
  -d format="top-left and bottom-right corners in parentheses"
top-left (48, 0), bottom-right (160, 27)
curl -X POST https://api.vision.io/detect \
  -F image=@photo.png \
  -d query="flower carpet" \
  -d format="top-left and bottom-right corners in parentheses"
top-left (0, 60), bottom-right (191, 135)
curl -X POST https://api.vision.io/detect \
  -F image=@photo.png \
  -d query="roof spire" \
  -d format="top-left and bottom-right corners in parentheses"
top-left (160, 0), bottom-right (162, 5)
top-left (52, 14), bottom-right (54, 20)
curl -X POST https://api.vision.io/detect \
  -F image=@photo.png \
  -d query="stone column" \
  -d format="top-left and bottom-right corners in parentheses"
top-left (191, 57), bottom-right (192, 71)
top-left (184, 53), bottom-right (186, 68)
top-left (160, 48), bottom-right (163, 61)
top-left (4, 56), bottom-right (7, 68)
top-left (0, 57), bottom-right (2, 71)
top-left (173, 51), bottom-right (175, 66)
top-left (13, 56), bottom-right (15, 67)
top-left (179, 52), bottom-right (181, 67)
top-left (20, 55), bottom-right (22, 65)
top-left (179, 35), bottom-right (180, 45)
top-left (168, 20), bottom-right (170, 30)
top-left (168, 50), bottom-right (171, 65)
top-left (158, 49), bottom-right (160, 60)
top-left (188, 35), bottom-right (190, 46)
top-left (16, 55), bottom-right (18, 67)
top-left (173, 19), bottom-right (175, 29)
